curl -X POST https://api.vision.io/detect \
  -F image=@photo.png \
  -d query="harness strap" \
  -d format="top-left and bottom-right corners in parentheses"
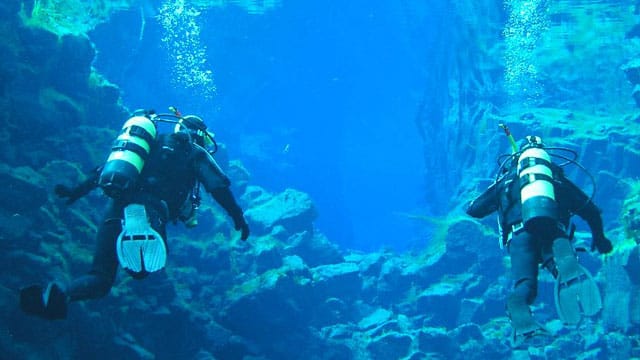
top-left (127, 125), bottom-right (156, 144)
top-left (111, 140), bottom-right (149, 159)
top-left (518, 157), bottom-right (552, 171)
top-left (519, 173), bottom-right (554, 189)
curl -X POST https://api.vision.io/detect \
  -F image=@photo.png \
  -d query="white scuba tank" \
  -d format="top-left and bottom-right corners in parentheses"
top-left (517, 144), bottom-right (558, 231)
top-left (98, 116), bottom-right (157, 197)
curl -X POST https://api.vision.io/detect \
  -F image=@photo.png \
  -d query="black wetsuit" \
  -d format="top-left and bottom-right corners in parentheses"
top-left (66, 132), bottom-right (246, 301)
top-left (465, 163), bottom-right (606, 306)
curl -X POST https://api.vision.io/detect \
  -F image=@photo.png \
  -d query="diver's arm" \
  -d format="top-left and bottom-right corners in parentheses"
top-left (558, 176), bottom-right (603, 236)
top-left (195, 148), bottom-right (250, 240)
top-left (558, 176), bottom-right (612, 253)
top-left (54, 166), bottom-right (102, 204)
top-left (466, 181), bottom-right (499, 219)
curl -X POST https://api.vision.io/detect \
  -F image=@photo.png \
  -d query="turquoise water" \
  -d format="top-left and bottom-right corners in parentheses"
top-left (91, 1), bottom-right (434, 251)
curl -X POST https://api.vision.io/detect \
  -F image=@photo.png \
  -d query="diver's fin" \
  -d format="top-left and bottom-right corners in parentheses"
top-left (553, 238), bottom-right (602, 325)
top-left (507, 295), bottom-right (548, 347)
top-left (117, 204), bottom-right (167, 273)
top-left (19, 283), bottom-right (68, 320)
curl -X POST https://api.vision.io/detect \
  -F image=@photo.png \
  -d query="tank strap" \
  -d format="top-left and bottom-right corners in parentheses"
top-left (519, 173), bottom-right (554, 189)
top-left (518, 156), bottom-right (552, 171)
top-left (111, 140), bottom-right (150, 159)
top-left (128, 125), bottom-right (156, 144)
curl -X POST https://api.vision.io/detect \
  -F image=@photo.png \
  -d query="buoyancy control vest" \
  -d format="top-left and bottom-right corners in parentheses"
top-left (98, 116), bottom-right (157, 198)
top-left (138, 132), bottom-right (198, 220)
top-left (517, 145), bottom-right (559, 231)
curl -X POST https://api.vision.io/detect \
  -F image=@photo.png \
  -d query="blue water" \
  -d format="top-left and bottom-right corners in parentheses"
top-left (90, 1), bottom-right (446, 251)
top-left (6, 1), bottom-right (640, 358)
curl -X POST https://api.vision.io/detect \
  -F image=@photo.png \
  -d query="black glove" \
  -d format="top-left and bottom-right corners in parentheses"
top-left (233, 215), bottom-right (250, 241)
top-left (54, 184), bottom-right (83, 205)
top-left (592, 235), bottom-right (613, 254)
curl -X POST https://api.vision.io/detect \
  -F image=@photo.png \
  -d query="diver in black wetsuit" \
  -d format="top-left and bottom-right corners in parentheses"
top-left (20, 110), bottom-right (250, 319)
top-left (466, 134), bottom-right (613, 344)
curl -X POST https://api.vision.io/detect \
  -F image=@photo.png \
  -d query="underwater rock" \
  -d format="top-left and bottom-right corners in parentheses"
top-left (316, 342), bottom-right (353, 360)
top-left (631, 285), bottom-right (640, 325)
top-left (368, 318), bottom-right (406, 339)
top-left (194, 350), bottom-right (216, 360)
top-left (319, 323), bottom-right (356, 340)
top-left (376, 256), bottom-right (422, 305)
top-left (602, 257), bottom-right (633, 331)
top-left (113, 332), bottom-right (155, 360)
top-left (227, 159), bottom-right (250, 194)
top-left (457, 292), bottom-right (505, 326)
top-left (0, 212), bottom-right (32, 240)
top-left (245, 188), bottom-right (317, 236)
top-left (311, 262), bottom-right (361, 301)
top-left (347, 251), bottom-right (389, 277)
top-left (415, 280), bottom-right (464, 329)
top-left (310, 296), bottom-right (352, 328)
top-left (283, 231), bottom-right (344, 267)
top-left (52, 35), bottom-right (95, 97)
top-left (622, 58), bottom-right (640, 85)
top-left (449, 322), bottom-right (484, 344)
top-left (405, 352), bottom-right (429, 360)
top-left (219, 261), bottom-right (314, 347)
top-left (626, 247), bottom-right (640, 324)
top-left (39, 160), bottom-right (87, 186)
top-left (358, 312), bottom-right (413, 351)
top-left (281, 254), bottom-right (308, 272)
top-left (445, 218), bottom-right (498, 266)
top-left (417, 327), bottom-right (456, 357)
top-left (241, 185), bottom-right (272, 206)
top-left (601, 332), bottom-right (636, 359)
top-left (393, 218), bottom-right (503, 312)
top-left (202, 322), bottom-right (258, 360)
top-left (633, 84), bottom-right (640, 107)
top-left (311, 325), bottom-right (358, 358)
top-left (456, 298), bottom-right (484, 325)
top-left (366, 331), bottom-right (412, 359)
top-left (357, 308), bottom-right (394, 331)
top-left (622, 185), bottom-right (640, 245)
top-left (345, 252), bottom-right (394, 305)
top-left (0, 165), bottom-right (47, 213)
top-left (253, 236), bottom-right (284, 274)
top-left (9, 30), bottom-right (84, 138)
top-left (2, 8), bottom-right (127, 171)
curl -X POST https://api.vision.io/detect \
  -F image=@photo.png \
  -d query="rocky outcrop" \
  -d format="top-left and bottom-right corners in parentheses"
top-left (0, 1), bottom-right (126, 170)
top-left (244, 187), bottom-right (317, 236)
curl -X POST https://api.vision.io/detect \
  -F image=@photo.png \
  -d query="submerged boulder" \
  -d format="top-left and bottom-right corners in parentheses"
top-left (311, 261), bottom-right (362, 301)
top-left (366, 332), bottom-right (413, 359)
top-left (245, 188), bottom-right (317, 235)
top-left (0, 165), bottom-right (47, 214)
top-left (284, 231), bottom-right (344, 267)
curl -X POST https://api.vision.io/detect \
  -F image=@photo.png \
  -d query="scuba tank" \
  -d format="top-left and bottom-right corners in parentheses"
top-left (98, 115), bottom-right (157, 198)
top-left (517, 136), bottom-right (558, 231)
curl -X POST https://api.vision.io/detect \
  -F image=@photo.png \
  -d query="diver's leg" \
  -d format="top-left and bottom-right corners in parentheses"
top-left (507, 231), bottom-right (544, 343)
top-left (509, 231), bottom-right (539, 305)
top-left (68, 204), bottom-right (123, 301)
top-left (20, 203), bottom-right (123, 318)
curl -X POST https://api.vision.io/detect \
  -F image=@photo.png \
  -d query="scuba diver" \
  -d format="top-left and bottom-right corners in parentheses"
top-left (19, 108), bottom-right (250, 320)
top-left (465, 125), bottom-right (613, 345)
